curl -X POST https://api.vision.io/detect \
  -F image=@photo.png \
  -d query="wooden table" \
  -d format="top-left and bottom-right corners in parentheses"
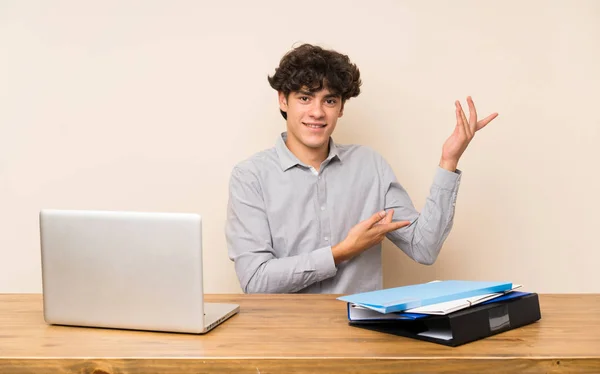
top-left (1, 294), bottom-right (599, 373)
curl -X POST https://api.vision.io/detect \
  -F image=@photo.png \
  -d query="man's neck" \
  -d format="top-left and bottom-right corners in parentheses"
top-left (285, 137), bottom-right (329, 171)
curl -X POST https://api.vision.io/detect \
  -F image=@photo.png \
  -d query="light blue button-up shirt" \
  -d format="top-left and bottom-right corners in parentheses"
top-left (226, 132), bottom-right (461, 294)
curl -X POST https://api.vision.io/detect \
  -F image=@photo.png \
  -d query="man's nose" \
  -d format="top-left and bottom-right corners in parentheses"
top-left (309, 102), bottom-right (325, 118)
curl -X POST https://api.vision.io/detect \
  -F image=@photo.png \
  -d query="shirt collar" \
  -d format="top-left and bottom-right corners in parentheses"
top-left (275, 132), bottom-right (341, 172)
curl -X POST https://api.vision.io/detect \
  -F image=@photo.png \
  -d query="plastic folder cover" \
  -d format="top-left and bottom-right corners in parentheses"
top-left (337, 280), bottom-right (513, 314)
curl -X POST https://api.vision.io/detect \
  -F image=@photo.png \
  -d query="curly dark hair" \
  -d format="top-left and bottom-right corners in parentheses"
top-left (268, 44), bottom-right (362, 119)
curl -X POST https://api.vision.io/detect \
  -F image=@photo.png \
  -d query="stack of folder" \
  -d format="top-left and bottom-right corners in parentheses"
top-left (337, 280), bottom-right (541, 346)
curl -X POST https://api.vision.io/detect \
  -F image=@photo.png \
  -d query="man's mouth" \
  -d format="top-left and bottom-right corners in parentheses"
top-left (303, 122), bottom-right (327, 129)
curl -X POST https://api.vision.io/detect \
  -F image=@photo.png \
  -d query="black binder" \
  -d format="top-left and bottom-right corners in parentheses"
top-left (349, 292), bottom-right (541, 347)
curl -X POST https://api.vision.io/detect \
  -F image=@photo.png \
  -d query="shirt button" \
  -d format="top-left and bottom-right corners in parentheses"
top-left (324, 237), bottom-right (329, 241)
top-left (320, 206), bottom-right (325, 211)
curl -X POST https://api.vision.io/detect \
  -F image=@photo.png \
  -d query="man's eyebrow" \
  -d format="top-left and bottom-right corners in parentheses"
top-left (296, 90), bottom-right (315, 97)
top-left (295, 90), bottom-right (341, 99)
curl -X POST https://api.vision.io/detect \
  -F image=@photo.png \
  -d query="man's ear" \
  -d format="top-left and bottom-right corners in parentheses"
top-left (339, 101), bottom-right (345, 118)
top-left (278, 91), bottom-right (288, 112)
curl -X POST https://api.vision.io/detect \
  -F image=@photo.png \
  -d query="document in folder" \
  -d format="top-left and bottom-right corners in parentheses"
top-left (347, 291), bottom-right (530, 322)
top-left (337, 280), bottom-right (513, 314)
top-left (404, 284), bottom-right (522, 315)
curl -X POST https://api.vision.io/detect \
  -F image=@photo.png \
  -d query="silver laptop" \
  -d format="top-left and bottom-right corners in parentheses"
top-left (39, 209), bottom-right (239, 334)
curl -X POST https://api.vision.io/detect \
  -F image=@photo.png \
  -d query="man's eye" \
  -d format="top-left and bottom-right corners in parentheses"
top-left (299, 96), bottom-right (309, 102)
top-left (326, 99), bottom-right (337, 105)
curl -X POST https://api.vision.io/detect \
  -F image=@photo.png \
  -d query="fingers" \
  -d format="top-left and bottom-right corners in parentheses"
top-left (454, 104), bottom-right (466, 137)
top-left (467, 96), bottom-right (477, 134)
top-left (366, 210), bottom-right (387, 228)
top-left (382, 209), bottom-right (394, 224)
top-left (373, 209), bottom-right (394, 226)
top-left (476, 112), bottom-right (499, 131)
top-left (463, 96), bottom-right (498, 132)
top-left (378, 220), bottom-right (411, 234)
top-left (455, 101), bottom-right (471, 138)
top-left (368, 210), bottom-right (409, 236)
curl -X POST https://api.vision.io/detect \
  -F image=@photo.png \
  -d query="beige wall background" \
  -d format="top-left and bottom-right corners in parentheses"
top-left (1, 0), bottom-right (599, 294)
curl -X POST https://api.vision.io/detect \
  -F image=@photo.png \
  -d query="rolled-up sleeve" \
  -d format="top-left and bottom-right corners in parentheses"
top-left (381, 159), bottom-right (461, 265)
top-left (225, 166), bottom-right (337, 293)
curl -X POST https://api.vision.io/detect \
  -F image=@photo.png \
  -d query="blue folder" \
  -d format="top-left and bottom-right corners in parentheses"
top-left (337, 280), bottom-right (513, 314)
top-left (481, 290), bottom-right (529, 304)
top-left (347, 291), bottom-right (532, 321)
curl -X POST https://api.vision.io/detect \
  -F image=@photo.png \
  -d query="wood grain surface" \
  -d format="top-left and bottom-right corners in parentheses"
top-left (1, 293), bottom-right (598, 373)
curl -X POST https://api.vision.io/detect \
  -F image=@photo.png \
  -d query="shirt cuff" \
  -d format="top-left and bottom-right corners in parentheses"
top-left (433, 166), bottom-right (462, 191)
top-left (310, 246), bottom-right (338, 280)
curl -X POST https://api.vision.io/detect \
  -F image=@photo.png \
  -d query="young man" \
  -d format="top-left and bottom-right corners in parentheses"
top-left (226, 44), bottom-right (498, 294)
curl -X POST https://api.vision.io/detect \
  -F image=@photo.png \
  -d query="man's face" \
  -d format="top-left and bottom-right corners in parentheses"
top-left (279, 87), bottom-right (344, 152)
